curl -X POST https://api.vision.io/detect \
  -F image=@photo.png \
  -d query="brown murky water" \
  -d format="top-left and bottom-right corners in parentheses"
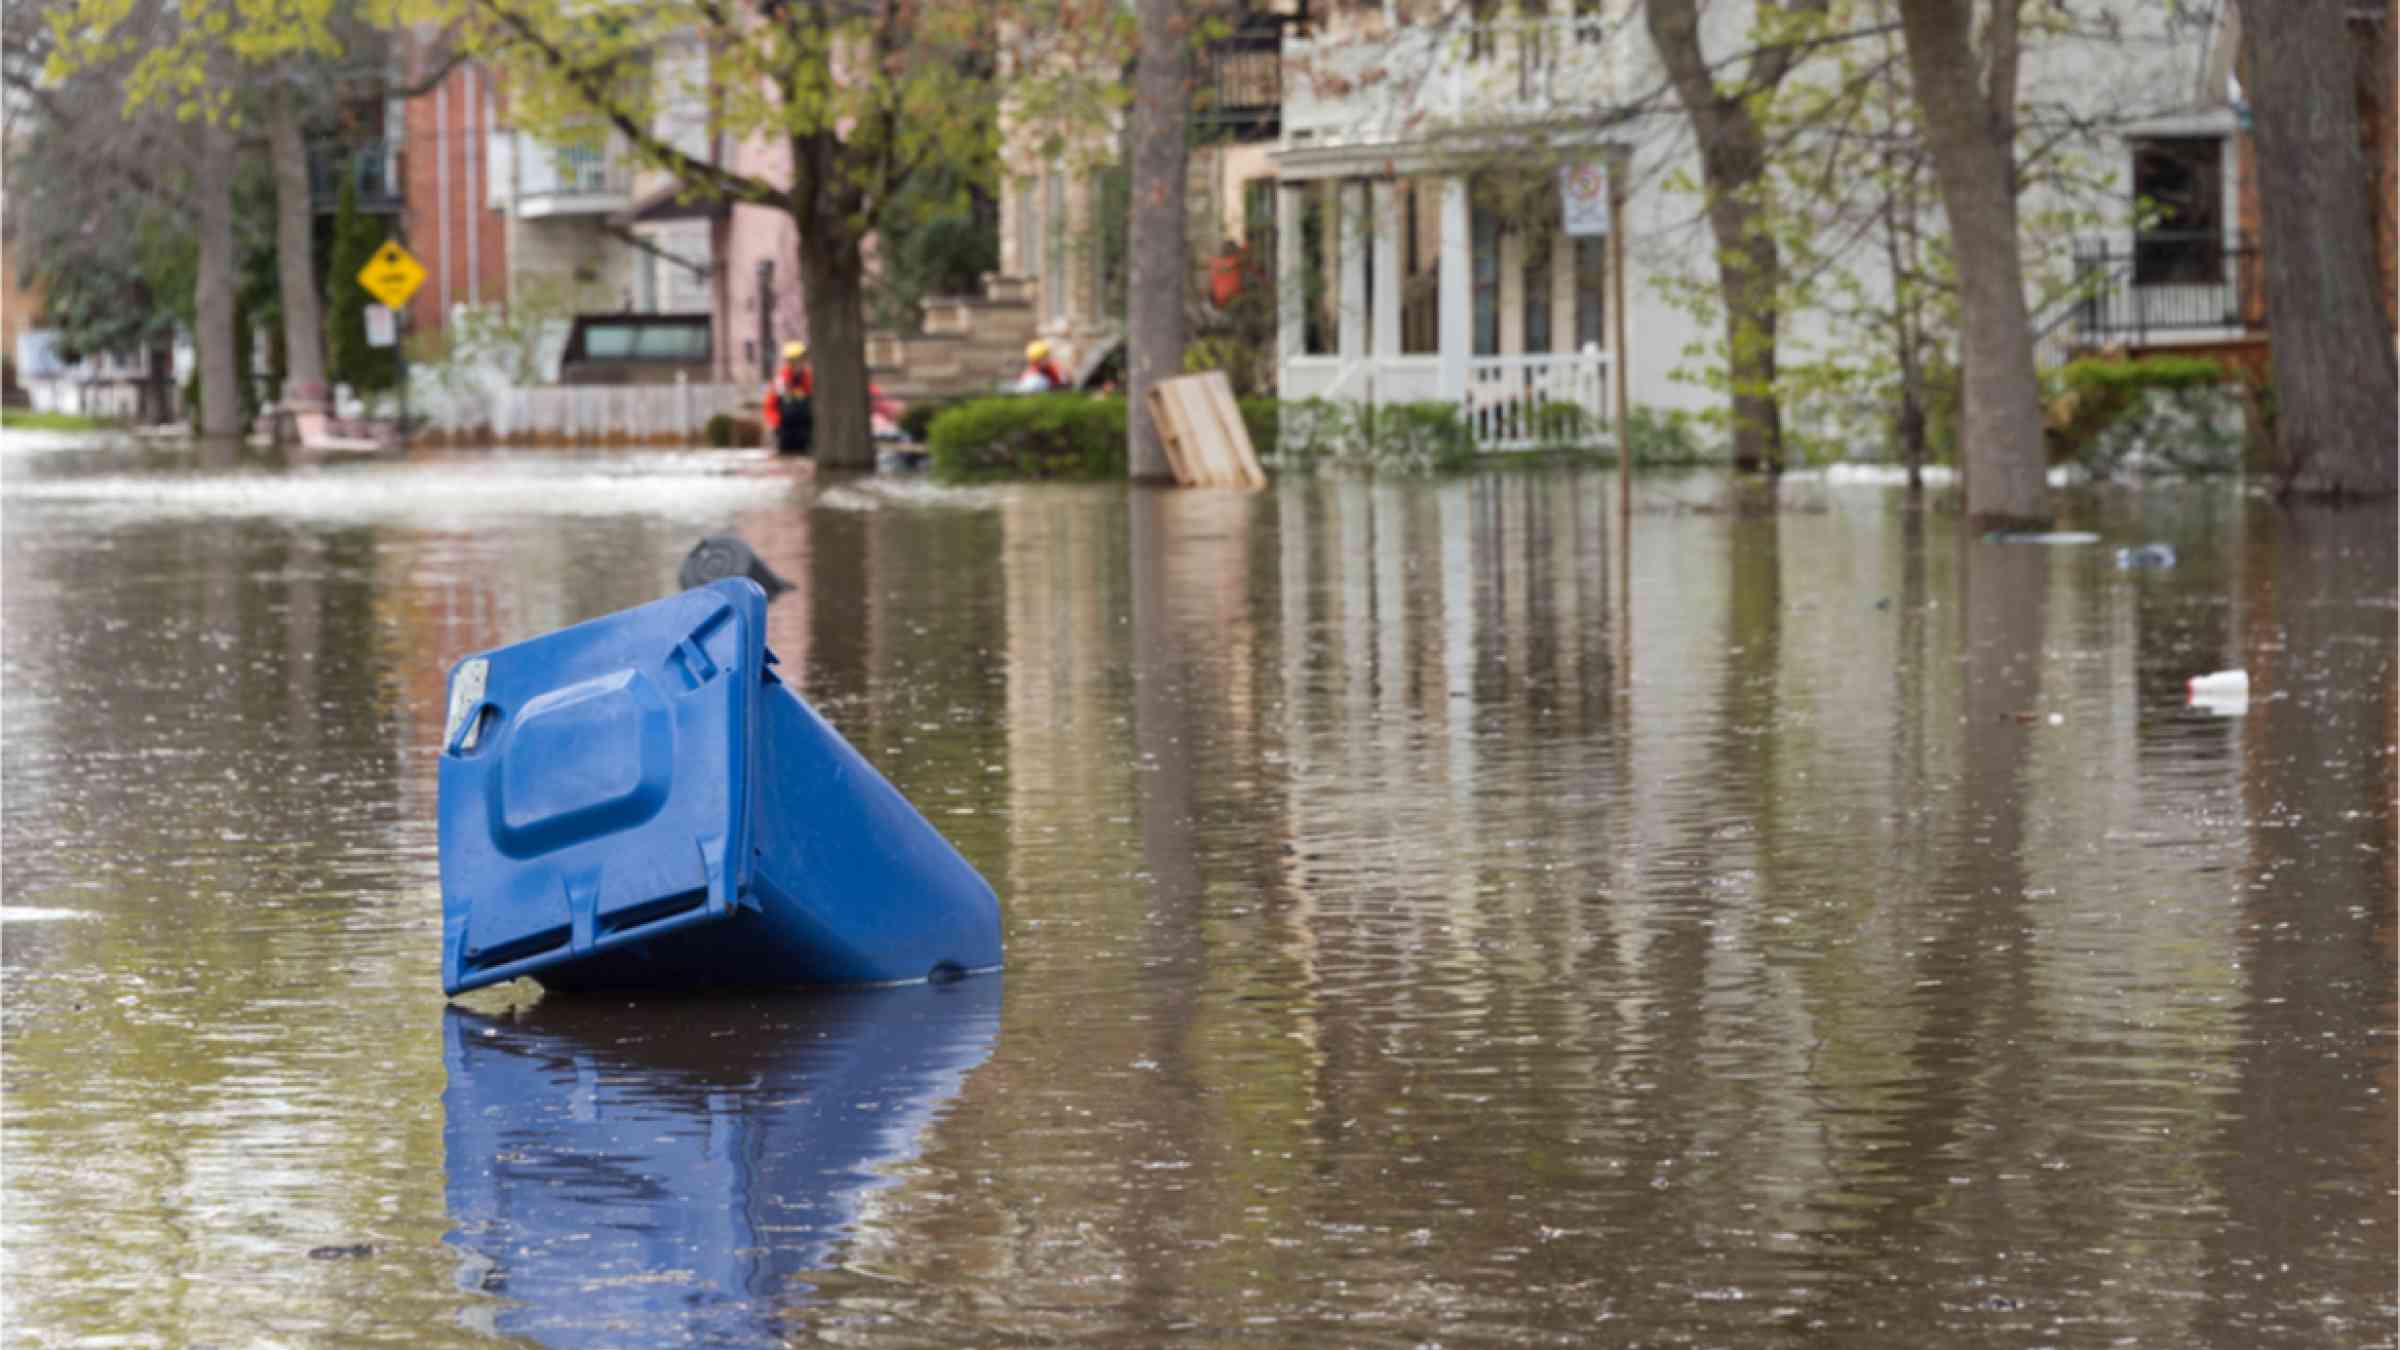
top-left (3, 437), bottom-right (2392, 1347)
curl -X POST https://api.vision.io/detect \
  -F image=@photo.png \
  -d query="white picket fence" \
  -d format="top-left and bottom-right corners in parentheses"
top-left (412, 377), bottom-right (752, 443)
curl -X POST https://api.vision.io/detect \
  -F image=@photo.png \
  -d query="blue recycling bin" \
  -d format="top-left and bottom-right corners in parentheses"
top-left (436, 578), bottom-right (1001, 996)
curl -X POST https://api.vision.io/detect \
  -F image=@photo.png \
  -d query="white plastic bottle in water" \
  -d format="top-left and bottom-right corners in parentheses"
top-left (2187, 670), bottom-right (2249, 699)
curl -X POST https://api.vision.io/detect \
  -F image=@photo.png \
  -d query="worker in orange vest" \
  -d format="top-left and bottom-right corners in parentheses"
top-left (771, 340), bottom-right (813, 455)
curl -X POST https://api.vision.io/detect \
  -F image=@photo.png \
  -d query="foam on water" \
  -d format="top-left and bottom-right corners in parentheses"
top-left (1808, 462), bottom-right (1959, 486)
top-left (6, 454), bottom-right (793, 523)
top-left (0, 427), bottom-right (116, 455)
top-left (0, 907), bottom-right (93, 923)
top-left (815, 476), bottom-right (1003, 513)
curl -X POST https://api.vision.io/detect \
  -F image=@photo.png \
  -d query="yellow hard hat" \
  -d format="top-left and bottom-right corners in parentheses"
top-left (783, 340), bottom-right (805, 359)
top-left (1026, 340), bottom-right (1050, 361)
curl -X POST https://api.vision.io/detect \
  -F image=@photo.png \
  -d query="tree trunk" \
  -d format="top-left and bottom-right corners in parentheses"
top-left (1897, 358), bottom-right (1928, 489)
top-left (800, 221), bottom-right (874, 470)
top-left (1717, 215), bottom-right (1784, 473)
top-left (195, 126), bottom-right (243, 440)
top-left (1126, 0), bottom-right (1191, 482)
top-left (1646, 0), bottom-right (1819, 475)
top-left (2242, 2), bottom-right (2398, 497)
top-left (1899, 0), bottom-right (2048, 530)
top-left (267, 98), bottom-right (329, 409)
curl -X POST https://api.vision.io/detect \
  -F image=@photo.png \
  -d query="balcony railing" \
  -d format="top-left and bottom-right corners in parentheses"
top-left (309, 140), bottom-right (403, 213)
top-left (1196, 27), bottom-right (1284, 140)
top-left (1283, 14), bottom-right (1622, 150)
top-left (2070, 232), bottom-right (2265, 347)
top-left (515, 137), bottom-right (634, 216)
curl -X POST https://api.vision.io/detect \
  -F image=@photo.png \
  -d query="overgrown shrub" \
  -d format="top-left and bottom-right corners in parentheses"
top-left (1621, 404), bottom-right (1709, 465)
top-left (1534, 401), bottom-right (1598, 451)
top-left (1266, 398), bottom-right (1352, 463)
top-left (1354, 401), bottom-right (1474, 472)
top-left (1258, 398), bottom-right (1473, 472)
top-left (704, 413), bottom-right (761, 448)
top-left (1238, 398), bottom-right (1279, 461)
top-left (927, 394), bottom-right (1128, 481)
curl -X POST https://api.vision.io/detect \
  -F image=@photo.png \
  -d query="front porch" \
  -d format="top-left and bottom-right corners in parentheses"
top-left (1272, 0), bottom-right (1630, 452)
top-left (1273, 169), bottom-right (1620, 452)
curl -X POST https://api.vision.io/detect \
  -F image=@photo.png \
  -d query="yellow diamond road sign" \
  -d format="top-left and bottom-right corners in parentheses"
top-left (357, 241), bottom-right (427, 311)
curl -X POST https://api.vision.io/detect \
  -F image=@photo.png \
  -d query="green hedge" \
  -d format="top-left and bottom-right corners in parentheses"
top-left (923, 391), bottom-right (1706, 480)
top-left (927, 394), bottom-right (1128, 481)
top-left (2043, 354), bottom-right (2239, 476)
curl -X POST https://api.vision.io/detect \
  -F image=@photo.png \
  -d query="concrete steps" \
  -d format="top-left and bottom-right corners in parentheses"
top-left (864, 273), bottom-right (1040, 407)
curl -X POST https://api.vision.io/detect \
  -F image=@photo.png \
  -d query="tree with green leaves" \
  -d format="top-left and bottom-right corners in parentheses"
top-left (431, 0), bottom-right (1120, 468)
top-left (8, 0), bottom-right (243, 435)
top-left (1895, 0), bottom-right (2046, 528)
top-left (1643, 0), bottom-right (1833, 475)
top-left (1657, 1), bottom-right (2121, 486)
top-left (24, 0), bottom-right (391, 434)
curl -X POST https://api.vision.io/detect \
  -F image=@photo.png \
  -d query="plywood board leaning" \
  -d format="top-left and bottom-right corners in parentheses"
top-left (1146, 383), bottom-right (1198, 484)
top-left (1146, 371), bottom-right (1265, 489)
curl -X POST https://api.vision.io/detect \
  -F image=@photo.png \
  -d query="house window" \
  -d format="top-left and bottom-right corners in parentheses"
top-left (2132, 136), bottom-right (2223, 286)
top-left (1016, 177), bottom-right (1038, 279)
top-left (1573, 236), bottom-right (1607, 350)
top-left (1093, 165), bottom-right (1130, 320)
top-left (1471, 203), bottom-right (1500, 357)
top-left (1302, 182), bottom-right (1335, 355)
top-left (1401, 179), bottom-right (1440, 355)
top-left (1523, 225), bottom-right (1553, 354)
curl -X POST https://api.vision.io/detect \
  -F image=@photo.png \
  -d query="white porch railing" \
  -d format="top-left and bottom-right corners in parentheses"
top-left (1463, 350), bottom-right (1611, 452)
top-left (413, 378), bottom-right (750, 442)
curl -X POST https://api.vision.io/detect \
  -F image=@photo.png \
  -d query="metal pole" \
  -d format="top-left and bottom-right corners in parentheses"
top-left (1610, 147), bottom-right (1629, 501)
top-left (395, 216), bottom-right (412, 443)
top-left (756, 259), bottom-right (775, 383)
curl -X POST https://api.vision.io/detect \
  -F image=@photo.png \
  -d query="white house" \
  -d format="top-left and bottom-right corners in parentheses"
top-left (997, 0), bottom-right (2225, 453)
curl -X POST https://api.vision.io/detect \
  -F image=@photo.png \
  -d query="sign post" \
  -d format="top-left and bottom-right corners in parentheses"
top-left (357, 240), bottom-right (426, 440)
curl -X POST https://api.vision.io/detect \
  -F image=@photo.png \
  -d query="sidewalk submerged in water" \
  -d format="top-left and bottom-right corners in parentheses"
top-left (435, 577), bottom-right (1002, 996)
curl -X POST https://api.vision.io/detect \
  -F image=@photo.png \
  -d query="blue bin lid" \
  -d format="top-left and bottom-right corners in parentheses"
top-left (438, 580), bottom-right (769, 995)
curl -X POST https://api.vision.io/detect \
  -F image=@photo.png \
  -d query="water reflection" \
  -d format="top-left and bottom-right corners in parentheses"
top-left (441, 980), bottom-right (1001, 1346)
top-left (4, 439), bottom-right (2391, 1348)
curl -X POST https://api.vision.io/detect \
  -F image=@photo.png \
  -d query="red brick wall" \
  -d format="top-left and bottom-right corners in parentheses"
top-left (401, 61), bottom-right (511, 335)
top-left (2230, 2), bottom-right (2397, 330)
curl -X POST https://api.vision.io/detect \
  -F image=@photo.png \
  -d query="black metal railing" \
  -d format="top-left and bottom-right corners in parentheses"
top-left (2070, 232), bottom-right (2264, 346)
top-left (309, 140), bottom-right (403, 214)
top-left (1195, 27), bottom-right (1283, 140)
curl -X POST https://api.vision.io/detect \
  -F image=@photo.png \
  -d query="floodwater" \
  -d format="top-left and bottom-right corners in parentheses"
top-left (2, 435), bottom-right (2392, 1348)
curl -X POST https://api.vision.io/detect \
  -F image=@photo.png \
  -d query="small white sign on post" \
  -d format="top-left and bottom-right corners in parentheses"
top-left (364, 303), bottom-right (397, 349)
top-left (1561, 161), bottom-right (1610, 237)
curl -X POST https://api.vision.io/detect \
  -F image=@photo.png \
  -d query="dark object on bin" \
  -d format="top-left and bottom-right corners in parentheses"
top-left (435, 579), bottom-right (1001, 996)
top-left (678, 534), bottom-right (790, 598)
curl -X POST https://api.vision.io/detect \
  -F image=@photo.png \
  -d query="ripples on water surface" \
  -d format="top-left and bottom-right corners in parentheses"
top-left (3, 437), bottom-right (2392, 1347)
